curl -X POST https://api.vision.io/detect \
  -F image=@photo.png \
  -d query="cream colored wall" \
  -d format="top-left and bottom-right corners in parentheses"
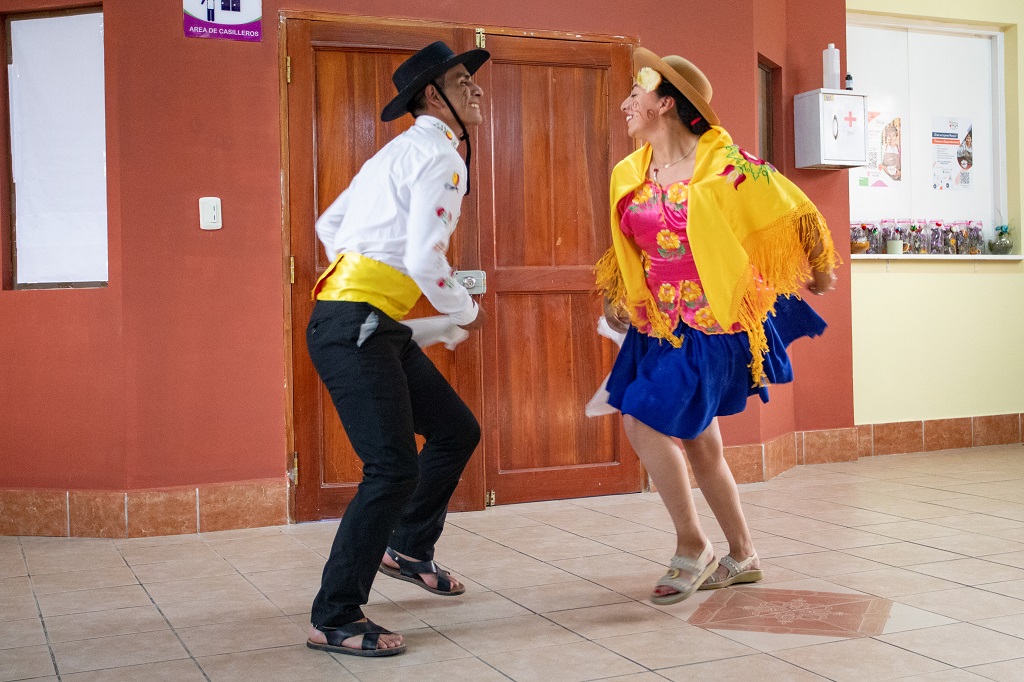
top-left (851, 260), bottom-right (1024, 423)
top-left (847, 0), bottom-right (1024, 424)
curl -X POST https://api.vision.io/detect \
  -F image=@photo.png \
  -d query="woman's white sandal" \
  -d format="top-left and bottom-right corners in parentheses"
top-left (698, 553), bottom-right (763, 590)
top-left (650, 540), bottom-right (718, 605)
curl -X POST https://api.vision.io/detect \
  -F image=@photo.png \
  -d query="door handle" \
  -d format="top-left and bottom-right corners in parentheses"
top-left (454, 270), bottom-right (486, 295)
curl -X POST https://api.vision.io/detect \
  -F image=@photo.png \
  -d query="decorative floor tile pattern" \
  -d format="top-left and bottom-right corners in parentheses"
top-left (2, 444), bottom-right (1024, 680)
top-left (689, 587), bottom-right (893, 637)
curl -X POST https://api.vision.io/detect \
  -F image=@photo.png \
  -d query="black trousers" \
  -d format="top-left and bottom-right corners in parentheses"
top-left (306, 301), bottom-right (480, 628)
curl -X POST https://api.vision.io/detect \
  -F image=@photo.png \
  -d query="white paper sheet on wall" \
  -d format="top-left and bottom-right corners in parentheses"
top-left (9, 12), bottom-right (107, 284)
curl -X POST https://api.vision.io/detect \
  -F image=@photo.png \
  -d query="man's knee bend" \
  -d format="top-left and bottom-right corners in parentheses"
top-left (434, 410), bottom-right (480, 453)
top-left (450, 412), bottom-right (480, 458)
top-left (363, 462), bottom-right (420, 495)
top-left (462, 413), bottom-right (481, 450)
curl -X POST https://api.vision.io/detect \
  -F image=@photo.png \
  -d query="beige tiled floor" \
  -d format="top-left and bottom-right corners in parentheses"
top-left (3, 444), bottom-right (1024, 681)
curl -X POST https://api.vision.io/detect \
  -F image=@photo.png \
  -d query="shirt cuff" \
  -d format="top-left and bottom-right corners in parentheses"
top-left (446, 300), bottom-right (478, 327)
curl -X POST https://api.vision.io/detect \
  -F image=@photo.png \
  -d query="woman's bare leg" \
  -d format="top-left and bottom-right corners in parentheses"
top-left (623, 415), bottom-right (709, 597)
top-left (682, 418), bottom-right (759, 579)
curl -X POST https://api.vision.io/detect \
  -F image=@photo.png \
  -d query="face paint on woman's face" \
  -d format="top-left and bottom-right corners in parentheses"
top-left (621, 85), bottom-right (661, 138)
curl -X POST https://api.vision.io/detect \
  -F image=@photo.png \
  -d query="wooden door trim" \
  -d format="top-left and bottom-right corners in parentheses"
top-left (278, 10), bottom-right (639, 47)
top-left (279, 16), bottom-right (296, 521)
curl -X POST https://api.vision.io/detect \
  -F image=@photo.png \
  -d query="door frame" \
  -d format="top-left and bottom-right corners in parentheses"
top-left (278, 11), bottom-right (639, 521)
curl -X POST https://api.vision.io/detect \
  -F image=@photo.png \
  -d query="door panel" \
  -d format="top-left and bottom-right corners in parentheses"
top-left (476, 35), bottom-right (640, 504)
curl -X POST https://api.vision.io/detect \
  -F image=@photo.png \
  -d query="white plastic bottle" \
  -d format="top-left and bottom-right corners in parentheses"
top-left (822, 44), bottom-right (840, 90)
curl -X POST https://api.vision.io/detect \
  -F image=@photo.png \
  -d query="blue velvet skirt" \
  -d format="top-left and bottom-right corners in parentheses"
top-left (606, 295), bottom-right (826, 440)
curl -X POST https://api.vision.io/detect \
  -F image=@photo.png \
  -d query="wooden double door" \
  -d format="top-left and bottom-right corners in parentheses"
top-left (284, 15), bottom-right (639, 521)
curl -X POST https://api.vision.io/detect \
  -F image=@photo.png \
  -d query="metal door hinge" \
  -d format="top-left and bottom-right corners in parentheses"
top-left (289, 256), bottom-right (295, 284)
top-left (475, 29), bottom-right (486, 49)
top-left (287, 452), bottom-right (298, 485)
top-left (485, 490), bottom-right (495, 507)
top-left (286, 56), bottom-right (292, 84)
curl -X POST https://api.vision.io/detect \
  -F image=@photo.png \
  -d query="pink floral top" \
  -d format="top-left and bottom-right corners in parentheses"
top-left (619, 179), bottom-right (742, 335)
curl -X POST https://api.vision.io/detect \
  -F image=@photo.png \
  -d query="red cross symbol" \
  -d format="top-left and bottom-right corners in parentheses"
top-left (844, 111), bottom-right (858, 127)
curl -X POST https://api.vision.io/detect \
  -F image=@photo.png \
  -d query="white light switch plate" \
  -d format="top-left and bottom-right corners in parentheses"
top-left (199, 197), bottom-right (222, 230)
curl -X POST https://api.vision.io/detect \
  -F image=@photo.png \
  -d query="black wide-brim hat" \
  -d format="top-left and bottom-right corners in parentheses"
top-left (381, 41), bottom-right (490, 122)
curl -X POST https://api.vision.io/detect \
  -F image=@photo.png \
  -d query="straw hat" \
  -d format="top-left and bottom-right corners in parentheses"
top-left (633, 47), bottom-right (720, 127)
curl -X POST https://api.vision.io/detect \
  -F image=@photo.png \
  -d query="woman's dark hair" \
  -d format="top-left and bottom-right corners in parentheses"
top-left (655, 80), bottom-right (712, 136)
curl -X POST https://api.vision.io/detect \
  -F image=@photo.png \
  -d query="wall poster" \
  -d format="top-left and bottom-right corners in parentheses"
top-left (931, 117), bottom-right (973, 191)
top-left (857, 111), bottom-right (903, 188)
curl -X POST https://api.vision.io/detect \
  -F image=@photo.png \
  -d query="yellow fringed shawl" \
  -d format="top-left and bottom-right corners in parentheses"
top-left (596, 126), bottom-right (840, 385)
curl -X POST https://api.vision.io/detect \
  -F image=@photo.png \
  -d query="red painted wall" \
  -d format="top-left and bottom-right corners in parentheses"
top-left (783, 0), bottom-right (856, 432)
top-left (0, 0), bottom-right (853, 492)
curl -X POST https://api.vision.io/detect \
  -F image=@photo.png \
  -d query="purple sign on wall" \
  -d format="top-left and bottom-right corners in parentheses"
top-left (184, 0), bottom-right (261, 42)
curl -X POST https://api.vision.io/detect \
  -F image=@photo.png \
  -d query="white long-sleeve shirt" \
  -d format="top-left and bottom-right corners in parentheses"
top-left (315, 115), bottom-right (477, 325)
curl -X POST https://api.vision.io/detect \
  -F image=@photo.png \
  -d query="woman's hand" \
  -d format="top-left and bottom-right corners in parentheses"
top-left (603, 298), bottom-right (631, 333)
top-left (807, 270), bottom-right (836, 296)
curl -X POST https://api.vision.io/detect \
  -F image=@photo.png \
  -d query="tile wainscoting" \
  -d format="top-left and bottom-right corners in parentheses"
top-left (2, 413), bottom-right (1021, 537)
top-left (679, 412), bottom-right (1023, 490)
top-left (0, 479), bottom-right (287, 538)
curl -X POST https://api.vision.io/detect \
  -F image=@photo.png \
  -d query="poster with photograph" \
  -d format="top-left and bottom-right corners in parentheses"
top-left (184, 0), bottom-right (262, 42)
top-left (856, 112), bottom-right (902, 188)
top-left (931, 117), bottom-right (972, 191)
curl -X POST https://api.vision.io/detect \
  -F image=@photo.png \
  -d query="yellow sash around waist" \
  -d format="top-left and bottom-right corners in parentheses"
top-left (312, 252), bottom-right (422, 321)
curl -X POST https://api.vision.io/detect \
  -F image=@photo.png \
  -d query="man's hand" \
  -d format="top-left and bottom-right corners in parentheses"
top-left (603, 298), bottom-right (631, 333)
top-left (458, 305), bottom-right (486, 331)
top-left (807, 270), bottom-right (836, 296)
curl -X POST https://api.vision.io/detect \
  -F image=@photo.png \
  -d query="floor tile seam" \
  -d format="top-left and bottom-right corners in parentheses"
top-left (23, 558), bottom-right (130, 575)
top-left (696, 619), bottom-right (869, 640)
top-left (335, 624), bottom-right (475, 676)
top-left (588, 635), bottom-right (754, 673)
top-left (21, 538), bottom-right (61, 682)
top-left (955, 618), bottom-right (1024, 643)
top-left (919, 510), bottom-right (1024, 525)
top-left (435, 612), bottom-right (582, 660)
top-left (759, 652), bottom-right (836, 681)
top-left (868, 625), bottom-right (1018, 669)
top-left (472, 523), bottom-right (628, 561)
top-left (767, 528), bottom-right (904, 548)
top-left (185, 639), bottom-right (312, 664)
top-left (489, 577), bottom-right (638, 614)
top-left (41, 621), bottom-right (174, 646)
top-left (224, 568), bottom-right (295, 619)
top-left (969, 582), bottom-right (1024, 601)
top-left (773, 628), bottom-right (958, 669)
top-left (900, 555), bottom-right (1024, 572)
top-left (124, 555), bottom-right (215, 682)
top-left (29, 580), bottom-right (143, 599)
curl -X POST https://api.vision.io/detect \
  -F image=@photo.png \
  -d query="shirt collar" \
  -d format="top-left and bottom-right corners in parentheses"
top-left (416, 115), bottom-right (461, 150)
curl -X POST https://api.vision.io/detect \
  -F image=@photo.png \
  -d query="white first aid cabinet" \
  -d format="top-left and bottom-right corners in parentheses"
top-left (794, 89), bottom-right (868, 169)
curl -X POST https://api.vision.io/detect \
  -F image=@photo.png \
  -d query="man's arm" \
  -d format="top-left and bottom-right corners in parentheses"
top-left (404, 157), bottom-right (477, 326)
